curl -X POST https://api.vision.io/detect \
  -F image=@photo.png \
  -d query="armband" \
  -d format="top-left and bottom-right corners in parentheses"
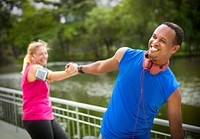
top-left (35, 67), bottom-right (49, 81)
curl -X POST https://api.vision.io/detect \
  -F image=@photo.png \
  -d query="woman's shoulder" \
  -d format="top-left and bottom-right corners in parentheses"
top-left (29, 64), bottom-right (43, 70)
top-left (28, 64), bottom-right (43, 76)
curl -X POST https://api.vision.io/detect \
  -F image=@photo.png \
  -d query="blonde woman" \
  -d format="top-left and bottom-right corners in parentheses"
top-left (21, 40), bottom-right (77, 139)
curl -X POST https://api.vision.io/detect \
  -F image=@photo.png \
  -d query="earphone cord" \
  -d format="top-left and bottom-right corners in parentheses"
top-left (141, 71), bottom-right (151, 137)
top-left (132, 70), bottom-right (151, 139)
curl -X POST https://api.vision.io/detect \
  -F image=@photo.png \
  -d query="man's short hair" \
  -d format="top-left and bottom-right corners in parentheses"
top-left (162, 22), bottom-right (184, 46)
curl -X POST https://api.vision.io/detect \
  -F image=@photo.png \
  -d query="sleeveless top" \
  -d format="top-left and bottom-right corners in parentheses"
top-left (21, 64), bottom-right (54, 120)
top-left (101, 48), bottom-right (179, 139)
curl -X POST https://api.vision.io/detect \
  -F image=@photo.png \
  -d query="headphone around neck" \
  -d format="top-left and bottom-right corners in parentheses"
top-left (142, 52), bottom-right (169, 75)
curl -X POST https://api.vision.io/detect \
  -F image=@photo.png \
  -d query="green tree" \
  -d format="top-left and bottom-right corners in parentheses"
top-left (47, 0), bottom-right (97, 61)
top-left (83, 6), bottom-right (120, 59)
top-left (111, 0), bottom-right (200, 55)
top-left (8, 0), bottom-right (58, 62)
top-left (1, 0), bottom-right (200, 65)
top-left (0, 0), bottom-right (22, 64)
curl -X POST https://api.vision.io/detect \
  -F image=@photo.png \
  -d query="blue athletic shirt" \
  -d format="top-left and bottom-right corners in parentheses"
top-left (100, 48), bottom-right (180, 139)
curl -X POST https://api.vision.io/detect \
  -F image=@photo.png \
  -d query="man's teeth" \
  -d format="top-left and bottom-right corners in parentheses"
top-left (151, 47), bottom-right (158, 51)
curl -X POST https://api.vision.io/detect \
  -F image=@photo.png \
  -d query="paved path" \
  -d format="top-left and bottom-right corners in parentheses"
top-left (0, 120), bottom-right (31, 139)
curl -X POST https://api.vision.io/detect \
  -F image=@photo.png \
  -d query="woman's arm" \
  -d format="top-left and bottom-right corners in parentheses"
top-left (27, 63), bottom-right (78, 83)
top-left (47, 63), bottom-right (78, 82)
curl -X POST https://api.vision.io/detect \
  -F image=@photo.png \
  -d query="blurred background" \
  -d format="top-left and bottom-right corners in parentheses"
top-left (0, 0), bottom-right (199, 64)
top-left (0, 0), bottom-right (200, 130)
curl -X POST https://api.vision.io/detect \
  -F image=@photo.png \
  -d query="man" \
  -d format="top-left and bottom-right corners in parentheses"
top-left (76, 22), bottom-right (184, 139)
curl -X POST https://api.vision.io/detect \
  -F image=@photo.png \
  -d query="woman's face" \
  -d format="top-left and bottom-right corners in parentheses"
top-left (32, 45), bottom-right (48, 66)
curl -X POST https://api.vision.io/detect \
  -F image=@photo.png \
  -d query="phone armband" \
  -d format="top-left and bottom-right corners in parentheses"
top-left (35, 67), bottom-right (49, 81)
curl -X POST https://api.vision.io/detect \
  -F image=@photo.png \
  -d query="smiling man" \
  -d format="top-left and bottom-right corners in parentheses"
top-left (76, 22), bottom-right (184, 139)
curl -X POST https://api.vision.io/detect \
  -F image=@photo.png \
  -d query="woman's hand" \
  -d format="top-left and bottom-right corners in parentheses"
top-left (65, 62), bottom-right (79, 75)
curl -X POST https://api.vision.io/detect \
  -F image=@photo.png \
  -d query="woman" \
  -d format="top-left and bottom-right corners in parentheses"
top-left (21, 40), bottom-right (77, 139)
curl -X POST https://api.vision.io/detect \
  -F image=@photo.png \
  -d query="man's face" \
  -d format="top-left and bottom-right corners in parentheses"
top-left (148, 24), bottom-right (179, 65)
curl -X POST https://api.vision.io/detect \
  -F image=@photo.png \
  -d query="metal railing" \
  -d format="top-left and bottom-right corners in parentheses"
top-left (0, 87), bottom-right (200, 139)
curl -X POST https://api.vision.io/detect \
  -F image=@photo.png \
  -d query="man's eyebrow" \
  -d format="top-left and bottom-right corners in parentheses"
top-left (154, 33), bottom-right (168, 42)
top-left (151, 33), bottom-right (156, 37)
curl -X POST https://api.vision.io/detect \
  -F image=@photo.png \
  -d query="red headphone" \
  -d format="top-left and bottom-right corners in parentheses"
top-left (142, 52), bottom-right (169, 75)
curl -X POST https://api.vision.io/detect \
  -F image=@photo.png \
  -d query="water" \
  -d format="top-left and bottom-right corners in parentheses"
top-left (0, 57), bottom-right (200, 127)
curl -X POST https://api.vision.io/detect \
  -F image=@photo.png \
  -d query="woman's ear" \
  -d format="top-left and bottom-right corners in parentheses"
top-left (30, 54), bottom-right (35, 62)
top-left (172, 45), bottom-right (180, 54)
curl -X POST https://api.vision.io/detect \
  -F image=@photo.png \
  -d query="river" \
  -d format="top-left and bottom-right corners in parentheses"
top-left (0, 57), bottom-right (200, 128)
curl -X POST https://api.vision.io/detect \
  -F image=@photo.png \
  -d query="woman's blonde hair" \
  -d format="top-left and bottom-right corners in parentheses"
top-left (21, 40), bottom-right (49, 74)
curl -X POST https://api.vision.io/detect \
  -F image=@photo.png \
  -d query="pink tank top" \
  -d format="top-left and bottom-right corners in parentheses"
top-left (21, 64), bottom-right (54, 120)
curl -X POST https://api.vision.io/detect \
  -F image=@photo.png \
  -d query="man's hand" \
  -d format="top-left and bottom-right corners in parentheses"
top-left (65, 62), bottom-right (79, 75)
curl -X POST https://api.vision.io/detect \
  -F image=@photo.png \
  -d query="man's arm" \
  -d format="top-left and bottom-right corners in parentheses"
top-left (80, 47), bottom-right (128, 75)
top-left (167, 88), bottom-right (184, 139)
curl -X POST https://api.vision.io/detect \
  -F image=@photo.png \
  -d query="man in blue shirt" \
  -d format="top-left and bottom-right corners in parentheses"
top-left (76, 22), bottom-right (184, 139)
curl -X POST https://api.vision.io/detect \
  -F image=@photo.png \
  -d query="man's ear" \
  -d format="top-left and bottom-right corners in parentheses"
top-left (172, 45), bottom-right (180, 54)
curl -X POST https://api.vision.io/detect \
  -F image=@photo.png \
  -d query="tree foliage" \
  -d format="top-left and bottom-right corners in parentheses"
top-left (0, 0), bottom-right (199, 65)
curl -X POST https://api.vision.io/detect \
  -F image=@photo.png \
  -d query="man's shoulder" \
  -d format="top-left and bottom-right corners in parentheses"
top-left (120, 47), bottom-right (146, 57)
top-left (117, 47), bottom-right (146, 64)
top-left (119, 47), bottom-right (146, 53)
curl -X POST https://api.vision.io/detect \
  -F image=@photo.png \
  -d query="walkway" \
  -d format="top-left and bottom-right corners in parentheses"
top-left (0, 120), bottom-right (31, 139)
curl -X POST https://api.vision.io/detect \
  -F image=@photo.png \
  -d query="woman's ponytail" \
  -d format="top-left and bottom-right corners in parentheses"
top-left (21, 54), bottom-right (31, 74)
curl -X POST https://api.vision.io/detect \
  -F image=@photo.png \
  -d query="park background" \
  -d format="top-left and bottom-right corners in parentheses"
top-left (0, 0), bottom-right (200, 64)
top-left (0, 0), bottom-right (200, 137)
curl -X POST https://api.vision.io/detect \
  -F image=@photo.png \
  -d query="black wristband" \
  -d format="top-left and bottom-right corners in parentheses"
top-left (78, 66), bottom-right (84, 74)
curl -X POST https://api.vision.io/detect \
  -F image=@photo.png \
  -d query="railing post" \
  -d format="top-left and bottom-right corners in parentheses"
top-left (75, 107), bottom-right (80, 139)
top-left (13, 93), bottom-right (18, 133)
top-left (184, 130), bottom-right (187, 139)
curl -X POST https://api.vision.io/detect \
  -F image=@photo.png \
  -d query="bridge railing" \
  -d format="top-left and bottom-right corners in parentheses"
top-left (0, 87), bottom-right (200, 139)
